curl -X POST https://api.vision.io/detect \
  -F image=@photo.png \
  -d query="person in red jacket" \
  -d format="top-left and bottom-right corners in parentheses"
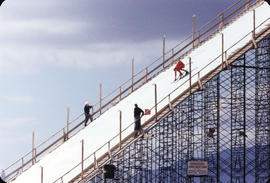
top-left (174, 59), bottom-right (189, 81)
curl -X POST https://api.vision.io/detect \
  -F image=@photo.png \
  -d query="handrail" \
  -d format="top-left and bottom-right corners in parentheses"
top-left (53, 11), bottom-right (270, 183)
top-left (4, 0), bottom-right (262, 182)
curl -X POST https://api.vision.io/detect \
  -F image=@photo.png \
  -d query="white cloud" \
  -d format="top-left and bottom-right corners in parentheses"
top-left (0, 37), bottom-right (180, 75)
top-left (1, 96), bottom-right (35, 103)
top-left (0, 117), bottom-right (36, 127)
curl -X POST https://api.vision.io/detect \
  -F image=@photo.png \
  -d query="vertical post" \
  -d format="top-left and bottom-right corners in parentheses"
top-left (21, 158), bottom-right (24, 173)
top-left (192, 15), bottom-right (196, 48)
top-left (163, 35), bottom-right (166, 68)
top-left (145, 68), bottom-right (148, 83)
top-left (253, 9), bottom-right (256, 39)
top-left (32, 131), bottom-right (35, 165)
top-left (225, 51), bottom-right (228, 68)
top-left (63, 128), bottom-right (66, 142)
top-left (219, 13), bottom-right (224, 29)
top-left (221, 33), bottom-right (224, 67)
top-left (119, 86), bottom-right (122, 101)
top-left (81, 139), bottom-right (84, 179)
top-left (198, 30), bottom-right (200, 44)
top-left (171, 48), bottom-right (174, 65)
top-left (119, 110), bottom-right (122, 149)
top-left (154, 84), bottom-right (157, 122)
top-left (132, 58), bottom-right (134, 91)
top-left (189, 57), bottom-right (192, 95)
top-left (99, 83), bottom-right (102, 115)
top-left (66, 106), bottom-right (69, 140)
top-left (40, 166), bottom-right (43, 183)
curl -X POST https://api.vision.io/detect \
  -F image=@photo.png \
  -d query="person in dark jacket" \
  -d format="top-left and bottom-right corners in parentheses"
top-left (0, 0), bottom-right (5, 6)
top-left (0, 177), bottom-right (6, 183)
top-left (84, 101), bottom-right (93, 126)
top-left (134, 104), bottom-right (144, 138)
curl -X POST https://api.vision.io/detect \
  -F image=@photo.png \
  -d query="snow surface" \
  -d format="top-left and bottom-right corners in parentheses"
top-left (10, 2), bottom-right (270, 183)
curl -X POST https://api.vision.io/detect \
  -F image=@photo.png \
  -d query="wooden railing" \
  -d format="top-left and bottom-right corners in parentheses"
top-left (53, 15), bottom-right (270, 182)
top-left (4, 0), bottom-right (262, 182)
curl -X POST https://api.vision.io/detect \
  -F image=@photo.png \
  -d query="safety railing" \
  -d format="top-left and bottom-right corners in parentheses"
top-left (4, 0), bottom-right (262, 182)
top-left (53, 13), bottom-right (270, 183)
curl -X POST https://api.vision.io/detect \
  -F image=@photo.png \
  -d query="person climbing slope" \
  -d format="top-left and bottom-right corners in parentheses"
top-left (84, 101), bottom-right (93, 126)
top-left (174, 58), bottom-right (189, 81)
top-left (134, 104), bottom-right (144, 138)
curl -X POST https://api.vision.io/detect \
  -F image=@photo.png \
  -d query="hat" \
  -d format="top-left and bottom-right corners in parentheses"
top-left (85, 101), bottom-right (89, 105)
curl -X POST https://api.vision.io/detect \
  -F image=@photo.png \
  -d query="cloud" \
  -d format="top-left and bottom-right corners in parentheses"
top-left (0, 117), bottom-right (36, 126)
top-left (0, 36), bottom-right (181, 75)
top-left (0, 0), bottom-right (236, 76)
top-left (1, 96), bottom-right (35, 103)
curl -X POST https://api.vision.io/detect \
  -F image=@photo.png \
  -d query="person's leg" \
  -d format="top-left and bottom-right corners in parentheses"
top-left (174, 68), bottom-right (182, 80)
top-left (134, 117), bottom-right (139, 138)
top-left (174, 68), bottom-right (179, 80)
top-left (84, 114), bottom-right (90, 126)
top-left (178, 69), bottom-right (182, 78)
top-left (181, 68), bottom-right (189, 75)
top-left (138, 118), bottom-right (142, 135)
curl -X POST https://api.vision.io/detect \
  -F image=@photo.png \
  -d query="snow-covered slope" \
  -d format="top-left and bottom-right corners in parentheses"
top-left (10, 2), bottom-right (270, 183)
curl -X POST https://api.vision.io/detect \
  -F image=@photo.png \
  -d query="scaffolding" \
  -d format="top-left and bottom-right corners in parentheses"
top-left (87, 35), bottom-right (270, 183)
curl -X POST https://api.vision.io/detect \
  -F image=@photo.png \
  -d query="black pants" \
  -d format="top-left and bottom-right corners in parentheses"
top-left (134, 116), bottom-right (142, 137)
top-left (84, 113), bottom-right (93, 126)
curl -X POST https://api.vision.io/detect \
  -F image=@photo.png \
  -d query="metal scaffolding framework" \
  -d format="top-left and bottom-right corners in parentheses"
top-left (87, 35), bottom-right (270, 183)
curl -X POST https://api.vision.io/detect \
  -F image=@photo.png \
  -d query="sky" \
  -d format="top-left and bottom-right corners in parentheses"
top-left (0, 0), bottom-right (237, 171)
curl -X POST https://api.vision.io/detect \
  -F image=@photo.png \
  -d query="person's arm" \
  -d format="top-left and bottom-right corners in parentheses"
top-left (140, 108), bottom-right (144, 117)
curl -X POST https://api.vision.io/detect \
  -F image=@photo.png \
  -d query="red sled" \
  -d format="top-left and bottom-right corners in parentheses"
top-left (145, 109), bottom-right (151, 115)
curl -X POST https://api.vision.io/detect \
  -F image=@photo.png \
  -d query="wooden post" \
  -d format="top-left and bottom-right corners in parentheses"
top-left (192, 15), bottom-right (196, 48)
top-left (225, 51), bottom-right (228, 68)
top-left (119, 86), bottom-right (122, 101)
top-left (63, 128), bottom-right (66, 142)
top-left (41, 166), bottom-right (43, 183)
top-left (154, 84), bottom-right (157, 122)
top-left (32, 131), bottom-right (35, 165)
top-left (66, 106), bottom-right (69, 140)
top-left (81, 139), bottom-right (84, 179)
top-left (132, 58), bottom-right (134, 91)
top-left (253, 9), bottom-right (256, 39)
top-left (219, 13), bottom-right (224, 29)
top-left (221, 33), bottom-right (224, 66)
top-left (145, 67), bottom-right (148, 83)
top-left (189, 57), bottom-right (192, 95)
top-left (198, 72), bottom-right (203, 91)
top-left (119, 110), bottom-right (122, 149)
top-left (163, 35), bottom-right (166, 68)
top-left (21, 158), bottom-right (24, 173)
top-left (99, 83), bottom-right (102, 115)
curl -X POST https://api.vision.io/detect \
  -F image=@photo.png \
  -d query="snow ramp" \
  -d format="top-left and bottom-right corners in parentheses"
top-left (6, 0), bottom-right (270, 183)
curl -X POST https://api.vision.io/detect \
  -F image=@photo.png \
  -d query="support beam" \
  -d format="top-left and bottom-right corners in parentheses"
top-left (32, 131), bottom-right (35, 165)
top-left (40, 166), bottom-right (43, 183)
top-left (163, 35), bottom-right (166, 68)
top-left (81, 139), bottom-right (84, 180)
top-left (66, 106), bottom-right (70, 140)
top-left (119, 110), bottom-right (122, 149)
top-left (192, 15), bottom-right (196, 48)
